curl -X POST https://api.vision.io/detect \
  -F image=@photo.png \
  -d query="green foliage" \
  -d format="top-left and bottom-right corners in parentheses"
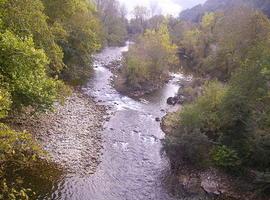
top-left (180, 81), bottom-right (226, 138)
top-left (42, 0), bottom-right (102, 85)
top-left (168, 17), bottom-right (194, 46)
top-left (165, 5), bottom-right (270, 197)
top-left (211, 145), bottom-right (241, 169)
top-left (0, 123), bottom-right (62, 200)
top-left (0, 124), bottom-right (62, 199)
top-left (201, 12), bottom-right (216, 29)
top-left (165, 59), bottom-right (270, 172)
top-left (0, 88), bottom-right (11, 119)
top-left (0, 31), bottom-right (60, 110)
top-left (163, 130), bottom-right (210, 167)
top-left (0, 0), bottom-right (102, 198)
top-left (165, 63), bottom-right (270, 177)
top-left (179, 8), bottom-right (270, 81)
top-left (164, 82), bottom-right (226, 167)
top-left (0, 123), bottom-right (43, 199)
top-left (207, 8), bottom-right (270, 80)
top-left (218, 64), bottom-right (268, 158)
top-left (124, 24), bottom-right (178, 89)
top-left (0, 0), bottom-right (64, 74)
top-left (254, 171), bottom-right (270, 195)
top-left (252, 134), bottom-right (270, 171)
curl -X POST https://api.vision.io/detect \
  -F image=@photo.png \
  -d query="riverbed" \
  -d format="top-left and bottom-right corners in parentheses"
top-left (39, 43), bottom-right (209, 200)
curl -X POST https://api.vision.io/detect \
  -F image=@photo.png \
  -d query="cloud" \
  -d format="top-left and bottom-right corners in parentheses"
top-left (118, 0), bottom-right (183, 17)
top-left (172, 0), bottom-right (207, 9)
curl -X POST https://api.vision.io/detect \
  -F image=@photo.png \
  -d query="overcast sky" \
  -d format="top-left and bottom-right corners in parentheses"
top-left (118, 0), bottom-right (207, 17)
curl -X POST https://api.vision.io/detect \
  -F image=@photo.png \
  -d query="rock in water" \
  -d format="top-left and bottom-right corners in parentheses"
top-left (167, 97), bottom-right (177, 105)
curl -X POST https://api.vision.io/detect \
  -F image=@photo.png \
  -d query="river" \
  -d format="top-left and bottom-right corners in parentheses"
top-left (42, 43), bottom-right (206, 200)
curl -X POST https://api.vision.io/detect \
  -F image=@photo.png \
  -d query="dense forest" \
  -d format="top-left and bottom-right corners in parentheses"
top-left (0, 0), bottom-right (269, 199)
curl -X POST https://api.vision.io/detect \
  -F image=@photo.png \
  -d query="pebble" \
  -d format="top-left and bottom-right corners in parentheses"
top-left (14, 92), bottom-right (107, 175)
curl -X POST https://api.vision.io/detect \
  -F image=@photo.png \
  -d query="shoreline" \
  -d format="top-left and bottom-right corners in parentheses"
top-left (161, 111), bottom-right (263, 200)
top-left (8, 90), bottom-right (107, 175)
top-left (161, 92), bottom-right (267, 200)
top-left (104, 59), bottom-right (171, 98)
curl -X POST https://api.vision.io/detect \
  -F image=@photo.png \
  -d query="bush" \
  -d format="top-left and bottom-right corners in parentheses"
top-left (163, 81), bottom-right (227, 168)
top-left (0, 123), bottom-right (61, 199)
top-left (0, 123), bottom-right (42, 199)
top-left (211, 145), bottom-right (241, 170)
top-left (163, 129), bottom-right (211, 169)
top-left (179, 81), bottom-right (226, 139)
top-left (0, 88), bottom-right (11, 119)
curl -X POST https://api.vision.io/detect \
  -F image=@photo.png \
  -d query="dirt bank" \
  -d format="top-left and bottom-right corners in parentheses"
top-left (9, 91), bottom-right (107, 175)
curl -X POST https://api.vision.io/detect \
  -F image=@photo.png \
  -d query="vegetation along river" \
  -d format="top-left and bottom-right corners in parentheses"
top-left (40, 43), bottom-right (209, 200)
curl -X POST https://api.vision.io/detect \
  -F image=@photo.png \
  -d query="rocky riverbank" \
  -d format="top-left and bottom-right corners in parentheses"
top-left (8, 91), bottom-right (107, 175)
top-left (161, 111), bottom-right (265, 200)
top-left (161, 85), bottom-right (268, 200)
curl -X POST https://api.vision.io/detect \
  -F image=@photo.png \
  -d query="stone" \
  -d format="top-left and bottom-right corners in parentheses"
top-left (167, 97), bottom-right (177, 105)
top-left (201, 179), bottom-right (220, 195)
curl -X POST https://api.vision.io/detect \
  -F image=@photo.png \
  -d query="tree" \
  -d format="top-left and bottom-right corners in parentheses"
top-left (42, 0), bottom-right (103, 85)
top-left (0, 31), bottom-right (62, 110)
top-left (179, 8), bottom-right (270, 81)
top-left (0, 0), bottom-right (64, 75)
top-left (150, 1), bottom-right (162, 17)
top-left (123, 24), bottom-right (178, 89)
top-left (95, 0), bottom-right (128, 46)
top-left (129, 6), bottom-right (149, 35)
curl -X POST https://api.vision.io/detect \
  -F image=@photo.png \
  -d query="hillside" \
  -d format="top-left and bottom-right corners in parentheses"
top-left (180, 0), bottom-right (270, 22)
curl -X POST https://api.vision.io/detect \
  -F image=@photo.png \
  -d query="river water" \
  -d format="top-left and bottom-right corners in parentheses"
top-left (43, 43), bottom-right (201, 200)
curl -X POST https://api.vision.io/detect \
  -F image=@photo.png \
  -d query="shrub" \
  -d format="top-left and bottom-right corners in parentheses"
top-left (0, 88), bottom-right (11, 119)
top-left (179, 81), bottom-right (226, 139)
top-left (163, 130), bottom-right (211, 168)
top-left (163, 81), bottom-right (226, 168)
top-left (211, 145), bottom-right (241, 170)
top-left (0, 123), bottom-right (43, 199)
top-left (0, 123), bottom-right (61, 199)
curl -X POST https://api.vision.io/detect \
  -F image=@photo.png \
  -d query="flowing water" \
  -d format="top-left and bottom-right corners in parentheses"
top-left (42, 43), bottom-right (202, 200)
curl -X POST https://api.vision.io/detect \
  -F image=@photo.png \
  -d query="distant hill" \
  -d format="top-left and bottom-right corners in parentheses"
top-left (179, 0), bottom-right (270, 22)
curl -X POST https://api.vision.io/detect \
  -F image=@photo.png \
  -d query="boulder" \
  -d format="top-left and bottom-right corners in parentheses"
top-left (155, 117), bottom-right (161, 122)
top-left (201, 179), bottom-right (220, 196)
top-left (167, 97), bottom-right (178, 105)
